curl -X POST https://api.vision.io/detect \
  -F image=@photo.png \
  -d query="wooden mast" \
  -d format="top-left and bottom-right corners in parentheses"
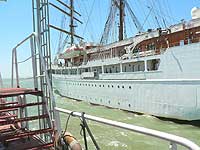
top-left (119, 0), bottom-right (125, 41)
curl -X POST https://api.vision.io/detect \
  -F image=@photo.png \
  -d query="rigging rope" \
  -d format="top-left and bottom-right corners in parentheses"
top-left (79, 0), bottom-right (96, 42)
top-left (80, 112), bottom-right (100, 150)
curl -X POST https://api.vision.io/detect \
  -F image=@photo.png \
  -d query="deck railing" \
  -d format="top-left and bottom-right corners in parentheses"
top-left (0, 72), bottom-right (3, 88)
top-left (55, 107), bottom-right (200, 150)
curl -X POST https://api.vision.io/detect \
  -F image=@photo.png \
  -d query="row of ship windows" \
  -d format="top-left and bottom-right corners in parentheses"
top-left (67, 82), bottom-right (132, 89)
top-left (69, 94), bottom-right (132, 108)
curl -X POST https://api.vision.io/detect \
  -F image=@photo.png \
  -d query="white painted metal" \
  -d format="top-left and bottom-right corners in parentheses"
top-left (55, 107), bottom-right (200, 150)
top-left (53, 43), bottom-right (200, 120)
top-left (0, 72), bottom-right (3, 88)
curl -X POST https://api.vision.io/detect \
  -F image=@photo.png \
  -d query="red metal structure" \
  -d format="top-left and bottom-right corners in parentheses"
top-left (0, 88), bottom-right (54, 149)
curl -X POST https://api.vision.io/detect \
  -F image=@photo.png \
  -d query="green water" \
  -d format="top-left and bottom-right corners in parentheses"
top-left (55, 94), bottom-right (200, 150)
top-left (2, 79), bottom-right (200, 149)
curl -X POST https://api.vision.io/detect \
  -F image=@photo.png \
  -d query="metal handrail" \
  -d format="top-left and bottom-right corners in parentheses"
top-left (11, 32), bottom-right (56, 129)
top-left (11, 33), bottom-right (37, 88)
top-left (55, 107), bottom-right (200, 150)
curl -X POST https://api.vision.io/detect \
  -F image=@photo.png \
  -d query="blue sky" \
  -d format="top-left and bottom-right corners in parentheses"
top-left (0, 0), bottom-right (200, 78)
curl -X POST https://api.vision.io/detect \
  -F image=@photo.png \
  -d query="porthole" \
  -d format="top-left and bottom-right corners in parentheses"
top-left (103, 85), bottom-right (104, 87)
top-left (95, 84), bottom-right (97, 87)
top-left (111, 85), bottom-right (114, 88)
top-left (129, 86), bottom-right (131, 89)
top-left (122, 86), bottom-right (124, 88)
top-left (128, 104), bottom-right (131, 107)
top-left (108, 101), bottom-right (110, 104)
top-left (118, 85), bottom-right (120, 88)
top-left (108, 85), bottom-right (110, 88)
top-left (99, 85), bottom-right (101, 87)
top-left (118, 102), bottom-right (120, 105)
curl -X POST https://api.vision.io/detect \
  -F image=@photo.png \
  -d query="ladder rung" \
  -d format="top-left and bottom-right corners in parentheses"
top-left (40, 30), bottom-right (48, 35)
top-left (0, 114), bottom-right (49, 125)
top-left (39, 3), bottom-right (48, 10)
top-left (40, 17), bottom-right (46, 22)
top-left (0, 128), bottom-right (53, 141)
top-left (41, 43), bottom-right (47, 47)
top-left (43, 55), bottom-right (50, 58)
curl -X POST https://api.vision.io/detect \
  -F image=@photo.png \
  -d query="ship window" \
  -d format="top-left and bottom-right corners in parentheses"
top-left (122, 86), bottom-right (124, 88)
top-left (103, 85), bottom-right (104, 87)
top-left (112, 85), bottom-right (114, 88)
top-left (105, 68), bottom-right (108, 73)
top-left (99, 85), bottom-right (101, 87)
top-left (118, 102), bottom-right (120, 105)
top-left (129, 86), bottom-right (131, 89)
top-left (147, 59), bottom-right (160, 71)
top-left (109, 101), bottom-right (111, 104)
top-left (110, 68), bottom-right (112, 73)
top-left (52, 69), bottom-right (55, 74)
top-left (138, 65), bottom-right (140, 71)
top-left (95, 84), bottom-right (97, 87)
top-left (56, 70), bottom-right (62, 74)
top-left (132, 65), bottom-right (134, 72)
top-left (118, 85), bottom-right (120, 88)
top-left (128, 104), bottom-right (131, 107)
top-left (108, 85), bottom-right (110, 88)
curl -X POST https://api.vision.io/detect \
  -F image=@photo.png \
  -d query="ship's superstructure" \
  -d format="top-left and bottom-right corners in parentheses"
top-left (52, 0), bottom-right (200, 120)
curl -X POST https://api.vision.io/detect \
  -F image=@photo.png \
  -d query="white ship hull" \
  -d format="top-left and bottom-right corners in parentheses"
top-left (53, 43), bottom-right (200, 120)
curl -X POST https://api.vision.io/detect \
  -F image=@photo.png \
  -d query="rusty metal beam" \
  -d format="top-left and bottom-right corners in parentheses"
top-left (0, 114), bottom-right (49, 125)
top-left (49, 24), bottom-right (84, 40)
top-left (0, 88), bottom-right (43, 98)
top-left (49, 2), bottom-right (82, 24)
top-left (1, 102), bottom-right (45, 110)
top-left (56, 0), bottom-right (81, 16)
top-left (0, 128), bottom-right (53, 141)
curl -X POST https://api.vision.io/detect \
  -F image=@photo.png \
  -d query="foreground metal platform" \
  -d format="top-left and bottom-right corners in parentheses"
top-left (0, 88), bottom-right (54, 150)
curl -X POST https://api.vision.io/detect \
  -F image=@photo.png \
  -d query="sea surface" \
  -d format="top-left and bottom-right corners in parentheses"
top-left (2, 79), bottom-right (200, 150)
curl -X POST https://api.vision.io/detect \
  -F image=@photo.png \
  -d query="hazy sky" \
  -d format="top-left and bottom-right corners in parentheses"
top-left (0, 0), bottom-right (200, 78)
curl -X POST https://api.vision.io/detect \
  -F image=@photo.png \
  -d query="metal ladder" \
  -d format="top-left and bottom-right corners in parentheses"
top-left (32, 0), bottom-right (56, 139)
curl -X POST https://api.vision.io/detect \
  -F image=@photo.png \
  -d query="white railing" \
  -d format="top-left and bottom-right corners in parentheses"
top-left (55, 107), bottom-right (200, 150)
top-left (0, 72), bottom-right (3, 88)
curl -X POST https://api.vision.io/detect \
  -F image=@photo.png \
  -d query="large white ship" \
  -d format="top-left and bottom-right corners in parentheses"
top-left (52, 1), bottom-right (200, 120)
